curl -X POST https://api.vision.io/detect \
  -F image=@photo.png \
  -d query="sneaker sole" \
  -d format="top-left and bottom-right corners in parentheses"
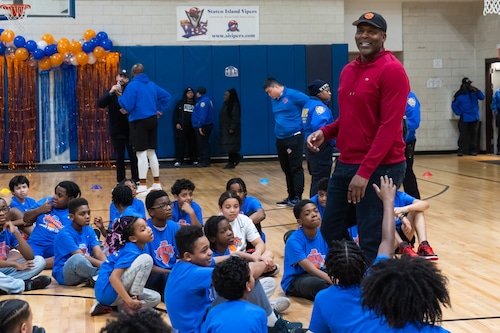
top-left (419, 255), bottom-right (439, 260)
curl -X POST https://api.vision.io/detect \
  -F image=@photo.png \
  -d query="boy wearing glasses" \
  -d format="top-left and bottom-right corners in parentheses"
top-left (144, 190), bottom-right (180, 298)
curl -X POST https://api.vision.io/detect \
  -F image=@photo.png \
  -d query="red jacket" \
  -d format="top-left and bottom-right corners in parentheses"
top-left (321, 50), bottom-right (409, 179)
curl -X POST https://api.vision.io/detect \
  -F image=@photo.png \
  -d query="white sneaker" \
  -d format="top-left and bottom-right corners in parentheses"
top-left (270, 297), bottom-right (290, 313)
top-left (137, 185), bottom-right (149, 194)
top-left (150, 183), bottom-right (162, 191)
top-left (174, 162), bottom-right (181, 167)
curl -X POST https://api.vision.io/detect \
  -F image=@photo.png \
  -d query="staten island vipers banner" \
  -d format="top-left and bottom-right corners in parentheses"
top-left (176, 6), bottom-right (259, 41)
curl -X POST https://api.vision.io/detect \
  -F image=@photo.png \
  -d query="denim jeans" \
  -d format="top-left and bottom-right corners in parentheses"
top-left (62, 253), bottom-right (98, 286)
top-left (321, 161), bottom-right (406, 262)
top-left (0, 255), bottom-right (46, 294)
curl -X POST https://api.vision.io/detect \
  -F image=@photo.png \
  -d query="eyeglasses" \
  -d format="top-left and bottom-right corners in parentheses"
top-left (0, 206), bottom-right (10, 214)
top-left (151, 202), bottom-right (172, 210)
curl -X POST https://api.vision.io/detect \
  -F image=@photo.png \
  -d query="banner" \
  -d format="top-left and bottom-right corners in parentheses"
top-left (176, 6), bottom-right (259, 41)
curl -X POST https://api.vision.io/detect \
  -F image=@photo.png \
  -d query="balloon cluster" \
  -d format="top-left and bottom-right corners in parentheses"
top-left (0, 29), bottom-right (113, 70)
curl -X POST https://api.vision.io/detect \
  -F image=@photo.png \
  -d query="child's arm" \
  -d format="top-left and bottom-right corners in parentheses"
top-left (93, 217), bottom-right (108, 238)
top-left (151, 265), bottom-right (171, 275)
top-left (23, 199), bottom-right (52, 225)
top-left (6, 208), bottom-right (26, 228)
top-left (297, 259), bottom-right (333, 285)
top-left (394, 199), bottom-right (429, 217)
top-left (249, 238), bottom-right (267, 257)
top-left (248, 261), bottom-right (267, 278)
top-left (109, 268), bottom-right (144, 309)
top-left (89, 245), bottom-right (107, 267)
top-left (5, 222), bottom-right (35, 260)
top-left (372, 175), bottom-right (396, 258)
top-left (180, 202), bottom-right (202, 227)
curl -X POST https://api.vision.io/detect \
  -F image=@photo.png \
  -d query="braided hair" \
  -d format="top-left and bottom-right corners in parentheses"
top-left (225, 177), bottom-right (247, 194)
top-left (106, 216), bottom-right (140, 254)
top-left (325, 240), bottom-right (369, 288)
top-left (361, 256), bottom-right (450, 329)
top-left (0, 299), bottom-right (31, 333)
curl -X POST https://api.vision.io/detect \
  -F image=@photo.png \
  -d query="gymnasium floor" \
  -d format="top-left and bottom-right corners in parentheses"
top-left (1, 154), bottom-right (499, 332)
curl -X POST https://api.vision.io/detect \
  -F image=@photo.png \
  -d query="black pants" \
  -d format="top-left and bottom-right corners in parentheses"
top-left (228, 152), bottom-right (241, 164)
top-left (305, 141), bottom-right (333, 197)
top-left (174, 125), bottom-right (197, 163)
top-left (276, 134), bottom-right (304, 200)
top-left (287, 273), bottom-right (330, 301)
top-left (457, 119), bottom-right (479, 155)
top-left (496, 115), bottom-right (500, 153)
top-left (195, 124), bottom-right (213, 165)
top-left (403, 139), bottom-right (420, 199)
top-left (111, 134), bottom-right (138, 183)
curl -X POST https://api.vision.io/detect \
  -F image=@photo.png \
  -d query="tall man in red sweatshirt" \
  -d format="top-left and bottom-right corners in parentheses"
top-left (306, 12), bottom-right (409, 262)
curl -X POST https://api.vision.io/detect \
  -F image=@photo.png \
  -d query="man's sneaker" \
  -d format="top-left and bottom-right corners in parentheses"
top-left (89, 302), bottom-right (113, 316)
top-left (270, 297), bottom-right (290, 313)
top-left (262, 264), bottom-right (280, 277)
top-left (417, 241), bottom-right (439, 260)
top-left (193, 161), bottom-right (199, 166)
top-left (136, 185), bottom-right (149, 194)
top-left (174, 162), bottom-right (181, 167)
top-left (24, 275), bottom-right (51, 291)
top-left (287, 197), bottom-right (300, 208)
top-left (268, 315), bottom-right (303, 333)
top-left (398, 242), bottom-right (418, 258)
top-left (276, 198), bottom-right (290, 207)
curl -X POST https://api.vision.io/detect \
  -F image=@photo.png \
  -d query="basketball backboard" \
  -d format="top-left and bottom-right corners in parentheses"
top-left (0, 0), bottom-right (75, 19)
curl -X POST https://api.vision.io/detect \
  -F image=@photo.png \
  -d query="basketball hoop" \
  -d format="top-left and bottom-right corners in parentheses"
top-left (0, 4), bottom-right (30, 31)
top-left (484, 0), bottom-right (500, 15)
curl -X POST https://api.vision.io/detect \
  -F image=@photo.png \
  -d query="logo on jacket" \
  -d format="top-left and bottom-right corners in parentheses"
top-left (155, 240), bottom-right (175, 265)
top-left (307, 248), bottom-right (325, 269)
top-left (315, 105), bottom-right (326, 115)
top-left (407, 97), bottom-right (416, 107)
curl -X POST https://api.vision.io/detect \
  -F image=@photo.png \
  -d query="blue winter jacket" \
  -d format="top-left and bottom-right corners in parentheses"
top-left (405, 92), bottom-right (420, 142)
top-left (118, 73), bottom-right (171, 122)
top-left (271, 87), bottom-right (309, 139)
top-left (302, 96), bottom-right (334, 144)
top-left (451, 89), bottom-right (484, 122)
top-left (191, 94), bottom-right (214, 127)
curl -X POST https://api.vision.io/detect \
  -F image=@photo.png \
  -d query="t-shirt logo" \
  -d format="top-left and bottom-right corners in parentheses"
top-left (155, 240), bottom-right (175, 265)
top-left (42, 215), bottom-right (64, 232)
top-left (79, 243), bottom-right (88, 255)
top-left (233, 237), bottom-right (242, 250)
top-left (0, 241), bottom-right (8, 260)
top-left (307, 248), bottom-right (325, 269)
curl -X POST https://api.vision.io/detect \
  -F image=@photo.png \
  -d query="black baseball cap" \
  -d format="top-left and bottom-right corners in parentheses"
top-left (118, 69), bottom-right (128, 78)
top-left (352, 12), bottom-right (387, 32)
top-left (462, 77), bottom-right (472, 85)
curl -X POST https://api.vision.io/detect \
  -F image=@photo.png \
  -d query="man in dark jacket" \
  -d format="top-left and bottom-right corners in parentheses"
top-left (98, 70), bottom-right (139, 184)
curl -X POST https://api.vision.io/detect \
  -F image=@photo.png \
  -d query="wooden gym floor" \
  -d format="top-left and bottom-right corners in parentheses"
top-left (0, 154), bottom-right (499, 332)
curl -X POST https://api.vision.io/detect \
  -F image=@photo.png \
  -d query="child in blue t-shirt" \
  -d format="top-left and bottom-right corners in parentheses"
top-left (52, 198), bottom-right (106, 286)
top-left (8, 175), bottom-right (42, 236)
top-left (281, 199), bottom-right (332, 301)
top-left (170, 178), bottom-right (203, 226)
top-left (201, 256), bottom-right (267, 333)
top-left (0, 198), bottom-right (51, 294)
top-left (25, 180), bottom-right (81, 269)
top-left (165, 225), bottom-right (302, 333)
top-left (91, 216), bottom-right (160, 316)
top-left (0, 299), bottom-right (48, 333)
top-left (109, 179), bottom-right (146, 225)
top-left (144, 190), bottom-right (180, 298)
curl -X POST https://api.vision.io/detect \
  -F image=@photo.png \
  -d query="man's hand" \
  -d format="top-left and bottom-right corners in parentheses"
top-left (176, 123), bottom-right (182, 130)
top-left (119, 108), bottom-right (128, 115)
top-left (306, 130), bottom-right (325, 152)
top-left (348, 174), bottom-right (369, 204)
top-left (199, 128), bottom-right (205, 136)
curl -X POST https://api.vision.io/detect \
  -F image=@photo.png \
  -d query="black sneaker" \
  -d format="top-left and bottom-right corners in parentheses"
top-left (84, 275), bottom-right (97, 288)
top-left (223, 163), bottom-right (235, 169)
top-left (25, 275), bottom-right (51, 291)
top-left (268, 315), bottom-right (303, 333)
top-left (276, 198), bottom-right (290, 207)
top-left (287, 197), bottom-right (300, 208)
top-left (89, 302), bottom-right (113, 316)
top-left (0, 288), bottom-right (8, 295)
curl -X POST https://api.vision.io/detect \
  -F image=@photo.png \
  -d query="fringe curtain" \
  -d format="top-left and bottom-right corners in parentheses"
top-left (76, 52), bottom-right (120, 167)
top-left (0, 56), bottom-right (5, 166)
top-left (6, 57), bottom-right (37, 169)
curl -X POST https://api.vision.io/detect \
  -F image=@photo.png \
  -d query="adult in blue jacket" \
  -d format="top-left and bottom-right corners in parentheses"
top-left (191, 86), bottom-right (214, 167)
top-left (118, 63), bottom-right (171, 193)
top-left (264, 77), bottom-right (309, 207)
top-left (303, 80), bottom-right (335, 197)
top-left (451, 77), bottom-right (484, 156)
top-left (490, 88), bottom-right (500, 154)
top-left (403, 91), bottom-right (421, 199)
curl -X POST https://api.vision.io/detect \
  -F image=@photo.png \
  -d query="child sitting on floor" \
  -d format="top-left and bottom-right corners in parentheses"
top-left (52, 198), bottom-right (106, 286)
top-left (0, 299), bottom-right (47, 333)
top-left (109, 179), bottom-right (146, 224)
top-left (170, 178), bottom-right (203, 227)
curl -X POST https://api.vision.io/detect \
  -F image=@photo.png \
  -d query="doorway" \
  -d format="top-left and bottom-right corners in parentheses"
top-left (485, 58), bottom-right (500, 154)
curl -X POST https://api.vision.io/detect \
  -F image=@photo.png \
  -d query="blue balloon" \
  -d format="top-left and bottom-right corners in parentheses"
top-left (100, 39), bottom-right (113, 51)
top-left (89, 37), bottom-right (98, 48)
top-left (44, 44), bottom-right (57, 56)
top-left (25, 40), bottom-right (37, 52)
top-left (81, 41), bottom-right (93, 53)
top-left (96, 31), bottom-right (108, 41)
top-left (13, 36), bottom-right (26, 48)
top-left (0, 43), bottom-right (5, 55)
top-left (0, 29), bottom-right (4, 35)
top-left (33, 48), bottom-right (45, 60)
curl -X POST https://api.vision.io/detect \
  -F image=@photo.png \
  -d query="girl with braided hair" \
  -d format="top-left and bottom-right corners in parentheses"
top-left (0, 299), bottom-right (46, 333)
top-left (91, 216), bottom-right (161, 316)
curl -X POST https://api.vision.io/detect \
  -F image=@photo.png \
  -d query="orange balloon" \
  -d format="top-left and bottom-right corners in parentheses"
top-left (76, 51), bottom-right (89, 66)
top-left (83, 29), bottom-right (96, 41)
top-left (93, 46), bottom-right (106, 59)
top-left (50, 53), bottom-right (64, 67)
top-left (69, 41), bottom-right (82, 54)
top-left (41, 34), bottom-right (54, 45)
top-left (15, 47), bottom-right (29, 61)
top-left (39, 57), bottom-right (52, 71)
top-left (1, 29), bottom-right (15, 43)
top-left (57, 38), bottom-right (70, 54)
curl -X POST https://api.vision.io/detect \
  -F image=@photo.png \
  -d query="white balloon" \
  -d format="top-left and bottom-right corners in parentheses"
top-left (5, 41), bottom-right (14, 47)
top-left (87, 52), bottom-right (96, 65)
top-left (70, 56), bottom-right (78, 66)
top-left (37, 40), bottom-right (48, 50)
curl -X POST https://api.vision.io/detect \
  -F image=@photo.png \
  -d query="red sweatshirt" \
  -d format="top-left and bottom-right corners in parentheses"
top-left (321, 50), bottom-right (409, 179)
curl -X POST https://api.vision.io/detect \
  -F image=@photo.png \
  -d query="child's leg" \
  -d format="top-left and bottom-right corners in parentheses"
top-left (259, 277), bottom-right (277, 298)
top-left (0, 271), bottom-right (26, 293)
top-left (62, 254), bottom-right (98, 286)
top-left (111, 253), bottom-right (160, 308)
top-left (412, 211), bottom-right (428, 243)
top-left (4, 255), bottom-right (46, 281)
top-left (286, 274), bottom-right (330, 301)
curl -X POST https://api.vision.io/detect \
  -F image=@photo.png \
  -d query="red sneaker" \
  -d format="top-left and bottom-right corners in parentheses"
top-left (417, 241), bottom-right (439, 260)
top-left (399, 243), bottom-right (418, 258)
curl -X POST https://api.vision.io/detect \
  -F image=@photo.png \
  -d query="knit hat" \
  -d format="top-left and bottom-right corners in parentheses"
top-left (308, 80), bottom-right (330, 96)
top-left (352, 12), bottom-right (387, 32)
top-left (462, 77), bottom-right (472, 85)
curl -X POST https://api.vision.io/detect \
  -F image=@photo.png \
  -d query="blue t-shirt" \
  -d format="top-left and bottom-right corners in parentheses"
top-left (310, 194), bottom-right (325, 218)
top-left (281, 227), bottom-right (329, 293)
top-left (394, 191), bottom-right (416, 228)
top-left (201, 300), bottom-right (267, 333)
top-left (0, 229), bottom-right (19, 260)
top-left (171, 200), bottom-right (203, 226)
top-left (109, 198), bottom-right (146, 229)
top-left (211, 247), bottom-right (230, 258)
top-left (240, 196), bottom-right (263, 215)
top-left (27, 208), bottom-right (71, 258)
top-left (52, 224), bottom-right (100, 285)
top-left (95, 242), bottom-right (146, 305)
top-left (10, 196), bottom-right (40, 213)
top-left (165, 260), bottom-right (215, 333)
top-left (145, 218), bottom-right (180, 270)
